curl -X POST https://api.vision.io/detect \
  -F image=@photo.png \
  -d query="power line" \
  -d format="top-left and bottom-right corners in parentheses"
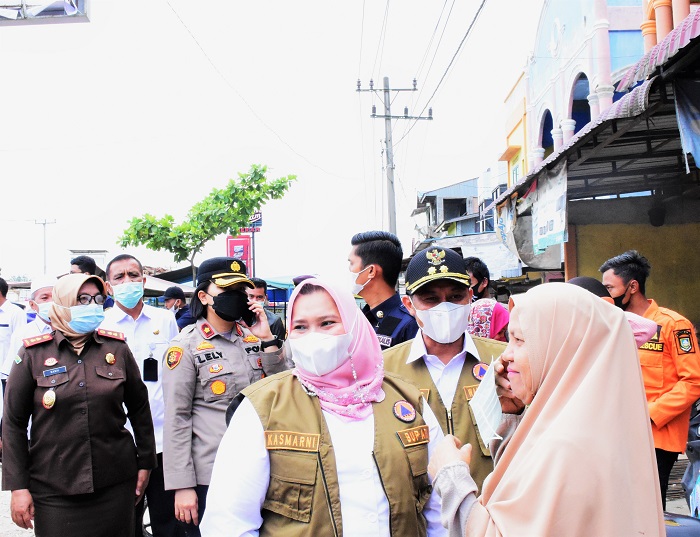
top-left (394, 0), bottom-right (487, 149)
top-left (164, 1), bottom-right (349, 181)
top-left (371, 0), bottom-right (391, 81)
top-left (413, 0), bottom-right (449, 82)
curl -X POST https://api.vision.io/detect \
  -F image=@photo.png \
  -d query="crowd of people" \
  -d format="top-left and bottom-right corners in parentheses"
top-left (0, 236), bottom-right (697, 537)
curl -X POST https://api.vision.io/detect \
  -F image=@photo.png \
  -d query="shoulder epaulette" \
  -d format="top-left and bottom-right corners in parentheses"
top-left (97, 328), bottom-right (126, 341)
top-left (23, 333), bottom-right (54, 348)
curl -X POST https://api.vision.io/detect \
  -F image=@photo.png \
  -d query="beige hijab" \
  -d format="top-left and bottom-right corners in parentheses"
top-left (466, 283), bottom-right (664, 537)
top-left (50, 273), bottom-right (105, 355)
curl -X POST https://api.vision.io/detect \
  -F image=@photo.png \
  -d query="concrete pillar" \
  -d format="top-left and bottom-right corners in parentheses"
top-left (672, 0), bottom-right (690, 28)
top-left (596, 84), bottom-right (616, 114)
top-left (641, 19), bottom-right (658, 52)
top-left (561, 119), bottom-right (577, 143)
top-left (593, 0), bottom-right (613, 104)
top-left (552, 127), bottom-right (564, 151)
top-left (532, 147), bottom-right (545, 167)
top-left (588, 93), bottom-right (600, 120)
top-left (654, 0), bottom-right (674, 41)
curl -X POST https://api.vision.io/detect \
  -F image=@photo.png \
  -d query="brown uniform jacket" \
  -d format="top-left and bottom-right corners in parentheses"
top-left (1, 330), bottom-right (157, 495)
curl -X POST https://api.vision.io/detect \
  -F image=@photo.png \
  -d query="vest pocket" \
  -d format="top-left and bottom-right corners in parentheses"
top-left (263, 450), bottom-right (317, 522)
top-left (199, 362), bottom-right (235, 402)
top-left (405, 445), bottom-right (432, 513)
top-left (467, 404), bottom-right (492, 457)
top-left (639, 353), bottom-right (664, 389)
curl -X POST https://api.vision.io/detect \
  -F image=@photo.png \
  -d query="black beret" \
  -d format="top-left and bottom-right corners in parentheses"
top-left (197, 257), bottom-right (254, 288)
top-left (405, 247), bottom-right (471, 294)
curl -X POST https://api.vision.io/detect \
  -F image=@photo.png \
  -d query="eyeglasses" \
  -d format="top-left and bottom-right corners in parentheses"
top-left (77, 293), bottom-right (106, 305)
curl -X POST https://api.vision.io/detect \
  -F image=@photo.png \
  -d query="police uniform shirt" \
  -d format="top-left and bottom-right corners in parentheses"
top-left (200, 397), bottom-right (446, 537)
top-left (405, 330), bottom-right (481, 408)
top-left (1, 330), bottom-right (157, 495)
top-left (162, 318), bottom-right (288, 490)
top-left (100, 303), bottom-right (179, 453)
top-left (362, 293), bottom-right (419, 350)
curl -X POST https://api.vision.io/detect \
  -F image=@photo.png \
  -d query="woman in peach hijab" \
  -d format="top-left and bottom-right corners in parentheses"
top-left (429, 282), bottom-right (664, 537)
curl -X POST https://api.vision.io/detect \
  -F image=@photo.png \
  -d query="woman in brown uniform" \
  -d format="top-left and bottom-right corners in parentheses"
top-left (1, 273), bottom-right (156, 537)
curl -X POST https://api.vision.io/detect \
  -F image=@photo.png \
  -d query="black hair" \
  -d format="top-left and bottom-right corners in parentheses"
top-left (189, 281), bottom-right (211, 319)
top-left (350, 230), bottom-right (403, 287)
top-left (567, 276), bottom-right (611, 298)
top-left (464, 257), bottom-right (490, 285)
top-left (599, 250), bottom-right (651, 295)
top-left (105, 254), bottom-right (144, 280)
top-left (297, 283), bottom-right (325, 296)
top-left (70, 255), bottom-right (98, 274)
top-left (0, 277), bottom-right (8, 298)
top-left (250, 277), bottom-right (268, 293)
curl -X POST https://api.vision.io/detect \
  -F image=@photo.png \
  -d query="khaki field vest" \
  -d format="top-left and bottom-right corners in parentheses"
top-left (242, 370), bottom-right (432, 537)
top-left (383, 335), bottom-right (507, 490)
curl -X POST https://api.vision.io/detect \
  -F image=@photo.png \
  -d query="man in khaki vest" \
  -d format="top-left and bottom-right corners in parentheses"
top-left (383, 247), bottom-right (507, 491)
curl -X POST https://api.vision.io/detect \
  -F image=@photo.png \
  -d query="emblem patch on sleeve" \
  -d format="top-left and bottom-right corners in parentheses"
top-left (166, 347), bottom-right (184, 369)
top-left (675, 329), bottom-right (696, 354)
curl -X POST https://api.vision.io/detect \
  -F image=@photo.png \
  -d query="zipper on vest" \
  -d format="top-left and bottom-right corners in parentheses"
top-left (372, 451), bottom-right (392, 535)
top-left (317, 452), bottom-right (340, 537)
top-left (446, 408), bottom-right (454, 435)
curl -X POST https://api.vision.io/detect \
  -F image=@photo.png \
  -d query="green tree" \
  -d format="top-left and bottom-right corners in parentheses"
top-left (119, 164), bottom-right (295, 282)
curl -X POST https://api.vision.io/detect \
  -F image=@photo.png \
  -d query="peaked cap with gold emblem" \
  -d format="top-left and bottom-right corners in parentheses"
top-left (197, 257), bottom-right (254, 288)
top-left (405, 246), bottom-right (471, 294)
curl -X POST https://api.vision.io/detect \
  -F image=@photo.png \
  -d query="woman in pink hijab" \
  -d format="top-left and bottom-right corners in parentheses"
top-left (467, 299), bottom-right (509, 342)
top-left (202, 277), bottom-right (447, 536)
top-left (429, 283), bottom-right (664, 537)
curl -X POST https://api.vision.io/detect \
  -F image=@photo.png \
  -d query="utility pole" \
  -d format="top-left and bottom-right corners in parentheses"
top-left (357, 76), bottom-right (433, 235)
top-left (34, 219), bottom-right (56, 274)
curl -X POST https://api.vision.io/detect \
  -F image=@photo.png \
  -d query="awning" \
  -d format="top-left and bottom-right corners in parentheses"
top-left (618, 7), bottom-right (700, 92)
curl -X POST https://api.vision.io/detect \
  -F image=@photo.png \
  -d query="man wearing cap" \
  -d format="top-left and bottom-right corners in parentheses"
top-left (348, 231), bottom-right (419, 349)
top-left (100, 254), bottom-right (180, 537)
top-left (7, 276), bottom-right (56, 363)
top-left (162, 286), bottom-right (195, 331)
top-left (162, 257), bottom-right (290, 535)
top-left (383, 247), bottom-right (507, 491)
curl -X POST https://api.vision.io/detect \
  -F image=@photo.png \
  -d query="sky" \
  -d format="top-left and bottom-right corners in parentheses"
top-left (0, 0), bottom-right (545, 283)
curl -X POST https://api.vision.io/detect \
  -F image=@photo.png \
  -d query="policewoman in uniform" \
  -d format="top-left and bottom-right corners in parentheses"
top-left (383, 247), bottom-right (507, 492)
top-left (1, 274), bottom-right (156, 537)
top-left (162, 257), bottom-right (289, 536)
top-left (201, 277), bottom-right (447, 537)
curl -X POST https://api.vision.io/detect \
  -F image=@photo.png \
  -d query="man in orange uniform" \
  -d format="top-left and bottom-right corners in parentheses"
top-left (601, 250), bottom-right (700, 508)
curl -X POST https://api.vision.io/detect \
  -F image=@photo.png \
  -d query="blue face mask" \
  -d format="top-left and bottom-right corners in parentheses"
top-left (66, 304), bottom-right (105, 334)
top-left (112, 281), bottom-right (144, 309)
top-left (37, 302), bottom-right (53, 323)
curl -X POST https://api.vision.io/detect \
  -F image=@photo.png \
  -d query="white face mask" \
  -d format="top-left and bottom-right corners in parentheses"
top-left (413, 301), bottom-right (471, 344)
top-left (168, 303), bottom-right (178, 313)
top-left (289, 331), bottom-right (354, 376)
top-left (349, 266), bottom-right (371, 296)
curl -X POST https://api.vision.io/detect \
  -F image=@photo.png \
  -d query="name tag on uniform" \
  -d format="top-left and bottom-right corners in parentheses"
top-left (397, 425), bottom-right (430, 448)
top-left (377, 335), bottom-right (392, 347)
top-left (265, 430), bottom-right (320, 452)
top-left (43, 366), bottom-right (67, 377)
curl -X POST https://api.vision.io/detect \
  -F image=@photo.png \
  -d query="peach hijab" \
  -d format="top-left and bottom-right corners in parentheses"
top-left (467, 283), bottom-right (664, 537)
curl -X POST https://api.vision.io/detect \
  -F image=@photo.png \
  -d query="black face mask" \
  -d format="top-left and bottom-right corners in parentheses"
top-left (471, 282), bottom-right (486, 302)
top-left (612, 284), bottom-right (631, 311)
top-left (212, 290), bottom-right (255, 325)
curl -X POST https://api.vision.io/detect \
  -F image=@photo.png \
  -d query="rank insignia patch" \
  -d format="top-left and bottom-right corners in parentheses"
top-left (44, 357), bottom-right (58, 367)
top-left (675, 329), bottom-right (695, 354)
top-left (211, 380), bottom-right (226, 395)
top-left (472, 362), bottom-right (488, 381)
top-left (166, 347), bottom-right (184, 369)
top-left (393, 400), bottom-right (416, 423)
top-left (196, 341), bottom-right (215, 351)
top-left (243, 335), bottom-right (260, 343)
top-left (209, 363), bottom-right (223, 374)
top-left (200, 323), bottom-right (215, 339)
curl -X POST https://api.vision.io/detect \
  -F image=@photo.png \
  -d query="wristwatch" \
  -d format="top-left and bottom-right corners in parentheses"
top-left (260, 337), bottom-right (282, 351)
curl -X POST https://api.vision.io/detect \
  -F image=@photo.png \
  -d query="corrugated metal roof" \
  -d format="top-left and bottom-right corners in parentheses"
top-left (618, 7), bottom-right (700, 92)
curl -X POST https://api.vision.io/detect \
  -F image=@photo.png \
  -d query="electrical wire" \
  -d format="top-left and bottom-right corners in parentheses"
top-left (371, 1), bottom-right (391, 82)
top-left (394, 0), bottom-right (487, 149)
top-left (164, 1), bottom-right (350, 180)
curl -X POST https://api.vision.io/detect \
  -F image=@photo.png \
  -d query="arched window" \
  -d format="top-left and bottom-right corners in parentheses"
top-left (571, 74), bottom-right (591, 135)
top-left (541, 110), bottom-right (554, 158)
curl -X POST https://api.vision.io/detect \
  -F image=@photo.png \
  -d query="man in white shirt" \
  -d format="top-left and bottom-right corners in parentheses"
top-left (0, 276), bottom-right (28, 448)
top-left (8, 275), bottom-right (56, 360)
top-left (100, 254), bottom-right (178, 537)
top-left (383, 247), bottom-right (507, 491)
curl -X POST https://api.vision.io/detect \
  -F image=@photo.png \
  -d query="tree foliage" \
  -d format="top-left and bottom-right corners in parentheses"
top-left (119, 164), bottom-right (295, 280)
